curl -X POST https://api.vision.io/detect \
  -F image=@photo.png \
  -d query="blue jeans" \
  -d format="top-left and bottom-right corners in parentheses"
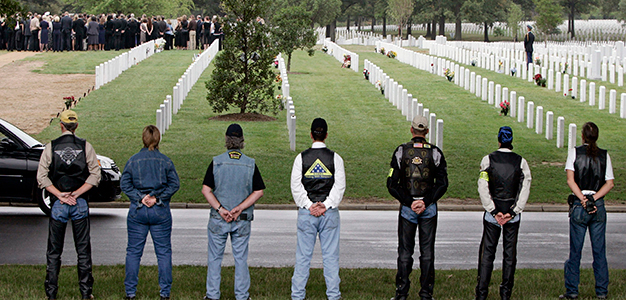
top-left (526, 51), bottom-right (533, 69)
top-left (564, 200), bottom-right (608, 297)
top-left (124, 204), bottom-right (173, 298)
top-left (206, 213), bottom-right (252, 300)
top-left (51, 197), bottom-right (89, 222)
top-left (291, 208), bottom-right (341, 300)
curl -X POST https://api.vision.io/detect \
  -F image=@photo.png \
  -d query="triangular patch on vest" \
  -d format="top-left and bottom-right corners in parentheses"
top-left (304, 159), bottom-right (333, 179)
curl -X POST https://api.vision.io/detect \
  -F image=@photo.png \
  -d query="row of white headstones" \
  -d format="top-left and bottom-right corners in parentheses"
top-left (274, 54), bottom-right (296, 151)
top-left (322, 38), bottom-right (360, 72)
top-left (155, 40), bottom-right (220, 138)
top-left (94, 38), bottom-right (163, 90)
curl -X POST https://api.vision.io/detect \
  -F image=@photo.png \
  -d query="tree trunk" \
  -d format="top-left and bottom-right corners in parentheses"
top-left (330, 19), bottom-right (337, 42)
top-left (371, 17), bottom-right (375, 32)
top-left (426, 23), bottom-right (431, 37)
top-left (287, 53), bottom-right (292, 72)
top-left (438, 15), bottom-right (445, 36)
top-left (407, 18), bottom-right (412, 37)
top-left (431, 19), bottom-right (436, 40)
top-left (570, 8), bottom-right (575, 39)
top-left (484, 22), bottom-right (490, 42)
top-left (455, 16), bottom-right (462, 40)
top-left (347, 15), bottom-right (350, 30)
top-left (383, 16), bottom-right (387, 37)
top-left (326, 24), bottom-right (331, 38)
top-left (398, 22), bottom-right (403, 39)
top-left (358, 17), bottom-right (362, 31)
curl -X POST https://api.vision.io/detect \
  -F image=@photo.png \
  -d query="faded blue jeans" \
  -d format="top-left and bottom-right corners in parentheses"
top-left (206, 213), bottom-right (252, 300)
top-left (291, 208), bottom-right (341, 300)
top-left (564, 199), bottom-right (608, 297)
top-left (124, 203), bottom-right (173, 298)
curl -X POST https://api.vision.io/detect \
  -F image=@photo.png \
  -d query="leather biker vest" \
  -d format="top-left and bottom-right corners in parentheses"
top-left (50, 134), bottom-right (89, 192)
top-left (487, 151), bottom-right (523, 214)
top-left (400, 139), bottom-right (436, 197)
top-left (573, 145), bottom-right (607, 192)
top-left (301, 148), bottom-right (335, 203)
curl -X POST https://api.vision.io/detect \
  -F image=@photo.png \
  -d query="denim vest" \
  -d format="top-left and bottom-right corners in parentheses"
top-left (212, 150), bottom-right (255, 220)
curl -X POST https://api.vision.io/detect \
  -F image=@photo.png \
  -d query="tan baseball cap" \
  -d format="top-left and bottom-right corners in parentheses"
top-left (411, 115), bottom-right (428, 131)
top-left (60, 110), bottom-right (78, 123)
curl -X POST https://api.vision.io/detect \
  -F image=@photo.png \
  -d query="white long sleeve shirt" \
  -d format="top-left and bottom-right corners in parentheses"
top-left (477, 148), bottom-right (532, 216)
top-left (291, 142), bottom-right (345, 209)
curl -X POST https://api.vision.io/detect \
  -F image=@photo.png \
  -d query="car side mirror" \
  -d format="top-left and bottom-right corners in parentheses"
top-left (0, 138), bottom-right (18, 150)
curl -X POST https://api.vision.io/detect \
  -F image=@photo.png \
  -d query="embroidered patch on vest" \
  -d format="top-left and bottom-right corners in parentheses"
top-left (388, 168), bottom-right (394, 177)
top-left (304, 159), bottom-right (333, 179)
top-left (54, 147), bottom-right (83, 165)
top-left (479, 171), bottom-right (489, 181)
top-left (412, 156), bottom-right (423, 165)
top-left (414, 143), bottom-right (423, 148)
top-left (228, 151), bottom-right (241, 160)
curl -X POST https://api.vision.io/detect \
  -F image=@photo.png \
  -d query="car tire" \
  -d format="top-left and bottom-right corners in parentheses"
top-left (37, 188), bottom-right (52, 216)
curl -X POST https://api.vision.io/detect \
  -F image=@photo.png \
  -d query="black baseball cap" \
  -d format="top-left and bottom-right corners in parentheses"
top-left (226, 123), bottom-right (243, 137)
top-left (311, 118), bottom-right (327, 134)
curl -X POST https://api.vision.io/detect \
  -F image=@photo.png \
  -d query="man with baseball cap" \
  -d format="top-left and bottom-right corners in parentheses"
top-left (475, 126), bottom-right (532, 300)
top-left (201, 123), bottom-right (265, 300)
top-left (387, 115), bottom-right (448, 300)
top-left (290, 118), bottom-right (346, 300)
top-left (37, 110), bottom-right (100, 300)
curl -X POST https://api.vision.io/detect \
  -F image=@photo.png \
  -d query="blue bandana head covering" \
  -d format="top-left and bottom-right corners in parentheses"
top-left (498, 126), bottom-right (513, 144)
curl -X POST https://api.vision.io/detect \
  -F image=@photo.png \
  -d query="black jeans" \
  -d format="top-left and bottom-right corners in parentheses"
top-left (475, 218), bottom-right (520, 300)
top-left (45, 217), bottom-right (94, 299)
top-left (396, 214), bottom-right (437, 299)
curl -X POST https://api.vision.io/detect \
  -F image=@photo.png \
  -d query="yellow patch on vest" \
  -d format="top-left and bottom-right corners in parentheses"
top-left (228, 151), bottom-right (241, 160)
top-left (388, 168), bottom-right (394, 178)
top-left (479, 171), bottom-right (489, 181)
top-left (304, 159), bottom-right (333, 179)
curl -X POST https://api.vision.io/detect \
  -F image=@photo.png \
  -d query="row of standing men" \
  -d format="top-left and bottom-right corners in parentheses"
top-left (35, 111), bottom-right (613, 300)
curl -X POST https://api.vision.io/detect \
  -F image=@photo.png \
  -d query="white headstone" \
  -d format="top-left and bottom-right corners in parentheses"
top-left (527, 101), bottom-right (534, 129)
top-left (510, 91), bottom-right (517, 118)
top-left (621, 93), bottom-right (626, 118)
top-left (579, 80), bottom-right (586, 103)
top-left (557, 116), bottom-right (565, 148)
top-left (406, 94), bottom-right (413, 120)
top-left (599, 86), bottom-right (606, 110)
top-left (536, 106), bottom-right (544, 135)
top-left (548, 69), bottom-right (554, 90)
top-left (401, 89), bottom-right (408, 115)
top-left (546, 111), bottom-right (554, 140)
top-left (589, 82), bottom-right (596, 106)
top-left (436, 119), bottom-right (444, 149)
top-left (571, 77), bottom-right (578, 99)
top-left (555, 72), bottom-right (562, 92)
top-left (475, 75), bottom-right (482, 97)
top-left (470, 72), bottom-right (476, 93)
top-left (610, 64), bottom-right (616, 84)
top-left (502, 87), bottom-right (509, 103)
top-left (590, 50), bottom-right (602, 80)
top-left (464, 69), bottom-right (470, 90)
top-left (619, 66), bottom-right (624, 87)
top-left (610, 89), bottom-right (617, 114)
top-left (482, 78), bottom-right (488, 101)
top-left (518, 96), bottom-right (525, 123)
top-left (429, 113), bottom-right (437, 144)
top-left (563, 74), bottom-right (570, 97)
top-left (568, 123), bottom-right (577, 151)
top-left (495, 84), bottom-right (502, 107)
top-left (528, 63), bottom-right (534, 82)
top-left (418, 103), bottom-right (424, 117)
top-left (488, 82), bottom-right (495, 105)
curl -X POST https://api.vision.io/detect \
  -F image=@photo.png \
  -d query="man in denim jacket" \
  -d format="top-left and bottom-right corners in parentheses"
top-left (36, 110), bottom-right (100, 300)
top-left (202, 124), bottom-right (265, 300)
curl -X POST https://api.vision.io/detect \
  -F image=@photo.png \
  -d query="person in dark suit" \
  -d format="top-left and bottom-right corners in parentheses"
top-left (119, 14), bottom-right (128, 49)
top-left (524, 25), bottom-right (534, 70)
top-left (126, 15), bottom-right (138, 48)
top-left (23, 14), bottom-right (31, 51)
top-left (196, 15), bottom-right (203, 51)
top-left (113, 14), bottom-right (123, 51)
top-left (61, 12), bottom-right (73, 51)
top-left (72, 14), bottom-right (85, 51)
top-left (104, 14), bottom-right (114, 51)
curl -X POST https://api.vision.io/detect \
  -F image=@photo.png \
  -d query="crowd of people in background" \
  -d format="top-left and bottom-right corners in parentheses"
top-left (0, 12), bottom-right (224, 52)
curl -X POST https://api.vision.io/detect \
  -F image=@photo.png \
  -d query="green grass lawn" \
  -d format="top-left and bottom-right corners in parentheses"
top-left (23, 50), bottom-right (129, 74)
top-left (30, 47), bottom-right (625, 204)
top-left (0, 265), bottom-right (624, 299)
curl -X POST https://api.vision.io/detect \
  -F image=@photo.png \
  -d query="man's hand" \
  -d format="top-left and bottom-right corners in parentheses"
top-left (581, 195), bottom-right (598, 214)
top-left (141, 194), bottom-right (157, 207)
top-left (494, 212), bottom-right (505, 225)
top-left (309, 202), bottom-right (327, 217)
top-left (500, 213), bottom-right (513, 225)
top-left (229, 206), bottom-right (242, 221)
top-left (58, 192), bottom-right (76, 205)
top-left (411, 200), bottom-right (426, 215)
top-left (219, 207), bottom-right (233, 222)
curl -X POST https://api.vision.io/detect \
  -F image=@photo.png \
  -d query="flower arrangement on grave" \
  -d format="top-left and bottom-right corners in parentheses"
top-left (363, 68), bottom-right (370, 80)
top-left (63, 96), bottom-right (75, 109)
top-left (275, 75), bottom-right (282, 89)
top-left (497, 60), bottom-right (504, 73)
top-left (342, 54), bottom-right (351, 68)
top-left (565, 88), bottom-right (574, 99)
top-left (380, 47), bottom-right (385, 55)
top-left (154, 38), bottom-right (166, 52)
top-left (273, 57), bottom-right (279, 68)
top-left (376, 80), bottom-right (384, 94)
top-left (534, 74), bottom-right (546, 87)
top-left (322, 45), bottom-right (328, 53)
top-left (444, 68), bottom-right (454, 82)
top-left (471, 59), bottom-right (477, 67)
top-left (387, 51), bottom-right (397, 59)
top-left (511, 67), bottom-right (517, 76)
top-left (561, 62), bottom-right (569, 74)
top-left (276, 94), bottom-right (283, 101)
top-left (500, 100), bottom-right (510, 116)
top-left (534, 57), bottom-right (541, 66)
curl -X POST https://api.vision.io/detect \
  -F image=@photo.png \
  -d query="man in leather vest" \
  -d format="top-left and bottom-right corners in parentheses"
top-left (560, 122), bottom-right (614, 300)
top-left (387, 115), bottom-right (448, 300)
top-left (290, 118), bottom-right (346, 300)
top-left (201, 123), bottom-right (265, 300)
top-left (476, 126), bottom-right (532, 300)
top-left (36, 110), bottom-right (100, 300)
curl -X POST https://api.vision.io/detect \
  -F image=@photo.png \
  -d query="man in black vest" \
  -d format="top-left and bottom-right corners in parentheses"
top-left (560, 122), bottom-right (614, 300)
top-left (475, 126), bottom-right (532, 300)
top-left (387, 115), bottom-right (448, 300)
top-left (36, 110), bottom-right (100, 300)
top-left (290, 118), bottom-right (345, 300)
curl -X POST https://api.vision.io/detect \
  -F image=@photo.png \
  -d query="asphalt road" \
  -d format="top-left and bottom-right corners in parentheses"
top-left (1, 207), bottom-right (625, 269)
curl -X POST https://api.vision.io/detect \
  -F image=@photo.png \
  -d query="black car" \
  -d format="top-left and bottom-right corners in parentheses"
top-left (0, 118), bottom-right (121, 216)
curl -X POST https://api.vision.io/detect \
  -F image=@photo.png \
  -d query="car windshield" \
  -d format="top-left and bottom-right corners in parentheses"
top-left (0, 119), bottom-right (43, 148)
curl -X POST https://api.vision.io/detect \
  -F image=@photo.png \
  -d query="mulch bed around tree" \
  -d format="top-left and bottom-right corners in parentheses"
top-left (208, 113), bottom-right (277, 122)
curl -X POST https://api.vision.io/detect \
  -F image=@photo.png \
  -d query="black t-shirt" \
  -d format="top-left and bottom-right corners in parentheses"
top-left (202, 161), bottom-right (265, 191)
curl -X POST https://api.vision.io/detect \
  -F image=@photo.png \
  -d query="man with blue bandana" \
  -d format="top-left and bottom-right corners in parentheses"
top-left (387, 115), bottom-right (448, 300)
top-left (475, 126), bottom-right (532, 300)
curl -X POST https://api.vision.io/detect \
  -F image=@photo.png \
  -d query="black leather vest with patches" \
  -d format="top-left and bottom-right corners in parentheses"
top-left (301, 148), bottom-right (335, 203)
top-left (488, 151), bottom-right (523, 214)
top-left (50, 134), bottom-right (89, 192)
top-left (573, 145), bottom-right (607, 192)
top-left (401, 140), bottom-right (436, 197)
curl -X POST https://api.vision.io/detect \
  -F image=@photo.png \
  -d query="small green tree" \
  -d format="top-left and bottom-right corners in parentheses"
top-left (535, 0), bottom-right (563, 43)
top-left (506, 2), bottom-right (524, 42)
top-left (271, 5), bottom-right (316, 72)
top-left (387, 0), bottom-right (415, 38)
top-left (1, 0), bottom-right (22, 16)
top-left (205, 0), bottom-right (280, 115)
